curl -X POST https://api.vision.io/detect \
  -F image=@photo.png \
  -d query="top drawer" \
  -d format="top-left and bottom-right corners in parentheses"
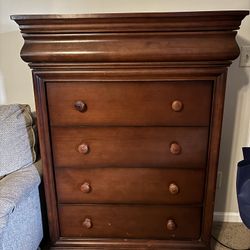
top-left (46, 81), bottom-right (212, 126)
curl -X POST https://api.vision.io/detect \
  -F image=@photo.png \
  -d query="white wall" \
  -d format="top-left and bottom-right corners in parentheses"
top-left (1, 0), bottom-right (250, 219)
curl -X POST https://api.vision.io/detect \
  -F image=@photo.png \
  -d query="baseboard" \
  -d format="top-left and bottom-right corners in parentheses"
top-left (213, 212), bottom-right (242, 222)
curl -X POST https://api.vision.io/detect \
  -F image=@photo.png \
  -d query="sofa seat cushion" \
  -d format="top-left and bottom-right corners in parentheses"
top-left (0, 104), bottom-right (36, 176)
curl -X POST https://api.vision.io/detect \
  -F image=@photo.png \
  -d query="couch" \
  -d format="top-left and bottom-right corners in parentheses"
top-left (0, 104), bottom-right (43, 250)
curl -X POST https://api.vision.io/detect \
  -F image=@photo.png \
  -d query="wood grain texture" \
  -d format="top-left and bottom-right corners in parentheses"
top-left (30, 66), bottom-right (230, 76)
top-left (32, 73), bottom-right (59, 242)
top-left (19, 32), bottom-right (240, 63)
top-left (58, 204), bottom-right (202, 240)
top-left (47, 81), bottom-right (212, 126)
top-left (55, 168), bottom-right (205, 204)
top-left (12, 11), bottom-right (248, 250)
top-left (50, 239), bottom-right (208, 250)
top-left (201, 72), bottom-right (228, 244)
top-left (11, 11), bottom-right (248, 63)
top-left (51, 127), bottom-right (209, 168)
top-left (10, 11), bottom-right (248, 33)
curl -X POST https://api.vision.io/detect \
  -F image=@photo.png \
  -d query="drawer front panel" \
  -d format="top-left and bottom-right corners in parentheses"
top-left (47, 81), bottom-right (212, 126)
top-left (58, 204), bottom-right (201, 239)
top-left (56, 168), bottom-right (205, 204)
top-left (51, 127), bottom-right (208, 168)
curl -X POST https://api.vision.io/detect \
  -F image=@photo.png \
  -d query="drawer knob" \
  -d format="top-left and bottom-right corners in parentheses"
top-left (74, 100), bottom-right (87, 112)
top-left (172, 100), bottom-right (183, 112)
top-left (82, 218), bottom-right (92, 229)
top-left (169, 183), bottom-right (179, 195)
top-left (78, 143), bottom-right (89, 154)
top-left (166, 219), bottom-right (177, 231)
top-left (80, 182), bottom-right (91, 193)
top-left (170, 142), bottom-right (182, 155)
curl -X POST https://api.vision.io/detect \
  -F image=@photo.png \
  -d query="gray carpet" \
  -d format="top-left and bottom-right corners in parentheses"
top-left (212, 222), bottom-right (250, 249)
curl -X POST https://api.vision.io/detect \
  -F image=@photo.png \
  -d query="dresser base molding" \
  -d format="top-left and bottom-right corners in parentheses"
top-left (51, 238), bottom-right (209, 250)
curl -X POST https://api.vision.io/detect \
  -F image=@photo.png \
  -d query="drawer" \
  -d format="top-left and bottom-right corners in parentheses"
top-left (47, 81), bottom-right (212, 126)
top-left (55, 168), bottom-right (205, 204)
top-left (58, 204), bottom-right (202, 240)
top-left (51, 127), bottom-right (208, 168)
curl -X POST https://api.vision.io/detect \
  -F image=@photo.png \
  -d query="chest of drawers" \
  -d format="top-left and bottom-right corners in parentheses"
top-left (12, 11), bottom-right (248, 249)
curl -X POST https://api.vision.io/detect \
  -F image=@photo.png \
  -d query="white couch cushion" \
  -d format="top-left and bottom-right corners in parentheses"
top-left (0, 104), bottom-right (36, 176)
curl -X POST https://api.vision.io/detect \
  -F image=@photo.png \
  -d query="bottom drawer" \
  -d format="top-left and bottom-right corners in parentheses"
top-left (58, 205), bottom-right (201, 240)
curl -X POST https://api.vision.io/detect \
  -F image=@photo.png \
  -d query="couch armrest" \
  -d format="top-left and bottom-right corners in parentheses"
top-left (0, 162), bottom-right (41, 232)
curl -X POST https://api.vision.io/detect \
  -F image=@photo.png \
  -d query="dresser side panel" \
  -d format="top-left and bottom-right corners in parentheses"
top-left (32, 72), bottom-right (60, 243)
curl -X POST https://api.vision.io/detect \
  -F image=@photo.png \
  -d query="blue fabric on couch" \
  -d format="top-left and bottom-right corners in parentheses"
top-left (0, 104), bottom-right (43, 250)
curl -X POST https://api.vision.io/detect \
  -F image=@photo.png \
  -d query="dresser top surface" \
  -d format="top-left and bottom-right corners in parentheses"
top-left (11, 10), bottom-right (248, 33)
top-left (11, 10), bottom-right (249, 20)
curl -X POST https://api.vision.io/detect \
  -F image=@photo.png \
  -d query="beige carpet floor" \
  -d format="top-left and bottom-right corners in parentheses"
top-left (212, 222), bottom-right (250, 250)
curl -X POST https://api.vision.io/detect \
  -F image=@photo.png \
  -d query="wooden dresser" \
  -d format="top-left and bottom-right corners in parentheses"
top-left (12, 11), bottom-right (248, 249)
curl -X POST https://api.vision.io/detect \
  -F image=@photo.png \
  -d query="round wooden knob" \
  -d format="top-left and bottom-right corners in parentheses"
top-left (171, 100), bottom-right (183, 112)
top-left (80, 182), bottom-right (91, 193)
top-left (169, 183), bottom-right (179, 195)
top-left (170, 142), bottom-right (182, 155)
top-left (74, 100), bottom-right (87, 112)
top-left (166, 219), bottom-right (177, 231)
top-left (82, 218), bottom-right (92, 229)
top-left (78, 143), bottom-right (89, 154)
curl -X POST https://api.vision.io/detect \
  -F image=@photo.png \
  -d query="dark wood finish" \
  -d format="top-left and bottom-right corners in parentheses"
top-left (12, 11), bottom-right (248, 250)
top-left (51, 127), bottom-right (209, 168)
top-left (10, 11), bottom-right (248, 64)
top-left (58, 204), bottom-right (202, 240)
top-left (32, 74), bottom-right (60, 242)
top-left (18, 32), bottom-right (241, 63)
top-left (201, 72), bottom-right (228, 244)
top-left (47, 81), bottom-right (212, 126)
top-left (50, 240), bottom-right (208, 250)
top-left (55, 168), bottom-right (205, 204)
top-left (10, 11), bottom-right (248, 33)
